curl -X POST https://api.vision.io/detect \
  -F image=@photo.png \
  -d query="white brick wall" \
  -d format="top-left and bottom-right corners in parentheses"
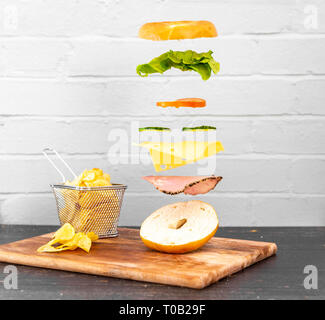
top-left (0, 0), bottom-right (324, 226)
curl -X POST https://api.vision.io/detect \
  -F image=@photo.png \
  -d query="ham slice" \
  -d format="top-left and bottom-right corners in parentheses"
top-left (143, 175), bottom-right (222, 195)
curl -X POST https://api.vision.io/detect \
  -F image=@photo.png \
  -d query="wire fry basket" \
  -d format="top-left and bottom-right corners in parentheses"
top-left (51, 184), bottom-right (127, 238)
top-left (43, 148), bottom-right (127, 238)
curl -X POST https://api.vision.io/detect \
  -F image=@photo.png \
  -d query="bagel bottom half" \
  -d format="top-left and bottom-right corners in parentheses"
top-left (140, 200), bottom-right (219, 254)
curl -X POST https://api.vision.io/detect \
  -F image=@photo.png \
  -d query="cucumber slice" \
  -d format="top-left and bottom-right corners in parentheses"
top-left (139, 127), bottom-right (171, 132)
top-left (182, 126), bottom-right (216, 131)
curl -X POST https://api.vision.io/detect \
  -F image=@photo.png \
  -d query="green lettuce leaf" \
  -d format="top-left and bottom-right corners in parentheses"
top-left (136, 50), bottom-right (220, 80)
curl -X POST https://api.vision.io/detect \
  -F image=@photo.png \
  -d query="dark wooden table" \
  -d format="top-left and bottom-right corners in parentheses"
top-left (0, 225), bottom-right (323, 300)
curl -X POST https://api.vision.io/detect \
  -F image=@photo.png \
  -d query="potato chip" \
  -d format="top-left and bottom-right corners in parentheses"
top-left (102, 173), bottom-right (111, 184)
top-left (83, 172), bottom-right (96, 182)
top-left (71, 209), bottom-right (89, 232)
top-left (78, 201), bottom-right (119, 235)
top-left (56, 232), bottom-right (84, 250)
top-left (37, 224), bottom-right (98, 254)
top-left (37, 244), bottom-right (70, 253)
top-left (59, 205), bottom-right (79, 225)
top-left (78, 191), bottom-right (103, 209)
top-left (77, 234), bottom-right (92, 253)
top-left (64, 168), bottom-right (112, 188)
top-left (92, 168), bottom-right (103, 176)
top-left (66, 173), bottom-right (84, 187)
top-left (58, 167), bottom-right (115, 235)
top-left (85, 179), bottom-right (109, 187)
top-left (86, 232), bottom-right (99, 242)
top-left (54, 223), bottom-right (75, 242)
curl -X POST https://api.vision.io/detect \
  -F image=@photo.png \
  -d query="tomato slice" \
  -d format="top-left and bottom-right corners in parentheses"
top-left (156, 98), bottom-right (206, 108)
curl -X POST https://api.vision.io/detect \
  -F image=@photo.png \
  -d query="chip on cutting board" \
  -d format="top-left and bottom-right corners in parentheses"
top-left (140, 200), bottom-right (219, 253)
top-left (37, 223), bottom-right (98, 253)
top-left (54, 222), bottom-right (75, 241)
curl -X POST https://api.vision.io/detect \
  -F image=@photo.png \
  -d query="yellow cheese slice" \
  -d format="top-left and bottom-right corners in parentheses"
top-left (137, 141), bottom-right (224, 172)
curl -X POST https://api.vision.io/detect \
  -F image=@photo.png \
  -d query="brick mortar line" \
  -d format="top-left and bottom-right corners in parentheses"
top-left (1, 34), bottom-right (325, 40)
top-left (0, 154), bottom-right (324, 160)
top-left (2, 74), bottom-right (325, 81)
top-left (1, 115), bottom-right (325, 120)
top-left (0, 192), bottom-right (324, 198)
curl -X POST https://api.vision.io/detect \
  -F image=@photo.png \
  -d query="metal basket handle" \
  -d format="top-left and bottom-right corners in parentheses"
top-left (43, 147), bottom-right (77, 182)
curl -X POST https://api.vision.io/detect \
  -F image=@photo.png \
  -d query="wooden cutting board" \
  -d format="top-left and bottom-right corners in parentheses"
top-left (0, 228), bottom-right (277, 289)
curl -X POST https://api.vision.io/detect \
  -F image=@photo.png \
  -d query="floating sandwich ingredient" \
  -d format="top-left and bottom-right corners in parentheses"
top-left (140, 200), bottom-right (219, 253)
top-left (139, 20), bottom-right (217, 41)
top-left (136, 141), bottom-right (224, 172)
top-left (182, 125), bottom-right (216, 131)
top-left (156, 98), bottom-right (206, 108)
top-left (139, 127), bottom-right (171, 132)
top-left (136, 50), bottom-right (220, 80)
top-left (143, 175), bottom-right (222, 195)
